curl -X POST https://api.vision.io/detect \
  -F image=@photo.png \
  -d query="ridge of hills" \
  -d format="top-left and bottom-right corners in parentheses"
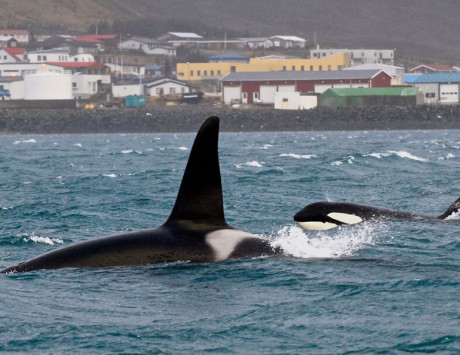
top-left (1, 0), bottom-right (459, 63)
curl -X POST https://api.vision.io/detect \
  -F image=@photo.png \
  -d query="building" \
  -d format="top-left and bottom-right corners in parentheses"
top-left (0, 30), bottom-right (30, 44)
top-left (177, 53), bottom-right (351, 82)
top-left (145, 77), bottom-right (190, 97)
top-left (0, 63), bottom-right (63, 77)
top-left (238, 37), bottom-right (272, 49)
top-left (412, 72), bottom-right (460, 104)
top-left (310, 47), bottom-right (395, 65)
top-left (274, 92), bottom-right (318, 110)
top-left (344, 63), bottom-right (405, 85)
top-left (409, 64), bottom-right (457, 74)
top-left (27, 49), bottom-right (70, 62)
top-left (221, 69), bottom-right (392, 104)
top-left (318, 87), bottom-right (423, 107)
top-left (270, 36), bottom-right (306, 49)
top-left (0, 36), bottom-right (18, 48)
top-left (47, 62), bottom-right (110, 99)
top-left (0, 48), bottom-right (27, 63)
top-left (157, 32), bottom-right (203, 47)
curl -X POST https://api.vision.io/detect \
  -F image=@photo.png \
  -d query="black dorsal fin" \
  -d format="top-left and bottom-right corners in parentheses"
top-left (166, 116), bottom-right (228, 227)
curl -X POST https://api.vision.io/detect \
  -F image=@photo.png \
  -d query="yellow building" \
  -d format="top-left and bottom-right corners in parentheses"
top-left (176, 53), bottom-right (351, 81)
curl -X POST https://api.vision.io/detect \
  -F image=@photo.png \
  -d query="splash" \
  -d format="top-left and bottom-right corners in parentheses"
top-left (13, 139), bottom-right (37, 144)
top-left (279, 153), bottom-right (317, 159)
top-left (445, 212), bottom-right (460, 221)
top-left (271, 224), bottom-right (376, 259)
top-left (366, 151), bottom-right (427, 162)
top-left (23, 233), bottom-right (64, 245)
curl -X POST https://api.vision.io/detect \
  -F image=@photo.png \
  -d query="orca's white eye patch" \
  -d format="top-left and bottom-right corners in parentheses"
top-left (328, 212), bottom-right (363, 225)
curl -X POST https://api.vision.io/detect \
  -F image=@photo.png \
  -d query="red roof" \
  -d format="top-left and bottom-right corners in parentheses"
top-left (0, 29), bottom-right (29, 35)
top-left (74, 34), bottom-right (117, 43)
top-left (47, 62), bottom-right (108, 69)
top-left (2, 47), bottom-right (25, 61)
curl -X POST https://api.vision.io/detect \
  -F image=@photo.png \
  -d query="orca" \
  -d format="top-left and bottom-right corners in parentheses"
top-left (294, 198), bottom-right (460, 230)
top-left (2, 117), bottom-right (279, 273)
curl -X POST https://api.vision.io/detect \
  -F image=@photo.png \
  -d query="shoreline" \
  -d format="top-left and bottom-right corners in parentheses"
top-left (0, 104), bottom-right (459, 134)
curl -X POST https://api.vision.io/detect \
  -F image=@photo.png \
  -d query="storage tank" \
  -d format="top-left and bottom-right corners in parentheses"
top-left (24, 71), bottom-right (72, 100)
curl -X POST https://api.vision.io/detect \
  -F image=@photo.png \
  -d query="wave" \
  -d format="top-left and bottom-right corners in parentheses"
top-left (270, 224), bottom-right (376, 259)
top-left (13, 139), bottom-right (37, 144)
top-left (365, 151), bottom-right (428, 162)
top-left (279, 153), bottom-right (317, 159)
top-left (236, 161), bottom-right (264, 168)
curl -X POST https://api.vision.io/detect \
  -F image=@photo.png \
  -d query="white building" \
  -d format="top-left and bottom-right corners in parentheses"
top-left (344, 63), bottom-right (404, 85)
top-left (0, 30), bottom-right (29, 44)
top-left (274, 92), bottom-right (317, 110)
top-left (238, 37), bottom-right (272, 49)
top-left (0, 48), bottom-right (27, 63)
top-left (270, 36), bottom-right (306, 49)
top-left (24, 71), bottom-right (73, 100)
top-left (145, 77), bottom-right (189, 96)
top-left (27, 49), bottom-right (70, 63)
top-left (0, 63), bottom-right (63, 77)
top-left (310, 47), bottom-right (395, 65)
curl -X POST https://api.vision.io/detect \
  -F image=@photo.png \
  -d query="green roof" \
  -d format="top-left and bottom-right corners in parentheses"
top-left (324, 87), bottom-right (419, 97)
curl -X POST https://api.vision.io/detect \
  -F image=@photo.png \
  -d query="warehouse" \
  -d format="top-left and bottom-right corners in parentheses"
top-left (221, 69), bottom-right (392, 104)
top-left (318, 87), bottom-right (423, 107)
top-left (412, 73), bottom-right (460, 104)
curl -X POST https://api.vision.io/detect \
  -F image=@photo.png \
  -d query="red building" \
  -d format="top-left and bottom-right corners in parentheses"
top-left (221, 70), bottom-right (392, 104)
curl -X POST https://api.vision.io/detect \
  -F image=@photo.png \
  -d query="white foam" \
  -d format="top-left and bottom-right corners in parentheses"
top-left (445, 212), bottom-right (460, 221)
top-left (271, 224), bottom-right (375, 259)
top-left (103, 173), bottom-right (117, 178)
top-left (14, 139), bottom-right (37, 144)
top-left (366, 151), bottom-right (427, 162)
top-left (24, 234), bottom-right (64, 245)
top-left (121, 149), bottom-right (133, 154)
top-left (74, 143), bottom-right (83, 147)
top-left (279, 153), bottom-right (316, 159)
top-left (246, 161), bottom-right (263, 167)
top-left (178, 146), bottom-right (189, 151)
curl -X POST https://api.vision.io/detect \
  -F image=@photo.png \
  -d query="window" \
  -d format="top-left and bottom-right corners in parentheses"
top-left (310, 65), bottom-right (313, 71)
top-left (292, 66), bottom-right (295, 71)
top-left (328, 65), bottom-right (331, 71)
top-left (38, 55), bottom-right (42, 61)
top-left (301, 66), bottom-right (304, 71)
top-left (217, 70), bottom-right (221, 76)
top-left (156, 88), bottom-right (164, 95)
top-left (283, 66), bottom-right (286, 71)
top-left (253, 92), bottom-right (259, 100)
top-left (197, 70), bottom-right (201, 76)
top-left (43, 56), bottom-right (47, 61)
top-left (169, 87), bottom-right (176, 94)
top-left (210, 70), bottom-right (214, 76)
top-left (282, 98), bottom-right (288, 102)
top-left (190, 70), bottom-right (194, 76)
top-left (203, 70), bottom-right (207, 76)
top-left (230, 66), bottom-right (236, 72)
top-left (319, 65), bottom-right (322, 71)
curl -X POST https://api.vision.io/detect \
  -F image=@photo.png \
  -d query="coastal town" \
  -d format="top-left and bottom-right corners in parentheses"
top-left (0, 28), bottom-right (459, 110)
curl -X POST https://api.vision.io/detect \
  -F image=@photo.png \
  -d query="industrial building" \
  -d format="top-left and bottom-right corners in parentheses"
top-left (177, 53), bottom-right (351, 82)
top-left (412, 72), bottom-right (460, 104)
top-left (221, 69), bottom-right (392, 104)
top-left (318, 87), bottom-right (423, 107)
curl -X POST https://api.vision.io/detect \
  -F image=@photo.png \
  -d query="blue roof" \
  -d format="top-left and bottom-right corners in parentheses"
top-left (414, 72), bottom-right (460, 83)
top-left (145, 65), bottom-right (162, 70)
top-left (404, 74), bottom-right (422, 84)
top-left (208, 54), bottom-right (250, 60)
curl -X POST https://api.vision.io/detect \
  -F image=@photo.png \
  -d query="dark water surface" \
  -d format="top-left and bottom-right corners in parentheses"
top-left (1, 129), bottom-right (459, 353)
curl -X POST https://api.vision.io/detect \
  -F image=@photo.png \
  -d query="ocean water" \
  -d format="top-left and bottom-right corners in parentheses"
top-left (0, 127), bottom-right (459, 354)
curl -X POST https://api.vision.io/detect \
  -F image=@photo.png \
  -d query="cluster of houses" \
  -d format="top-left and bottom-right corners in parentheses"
top-left (0, 28), bottom-right (459, 109)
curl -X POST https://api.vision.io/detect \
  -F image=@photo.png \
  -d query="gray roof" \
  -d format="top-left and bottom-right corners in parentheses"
top-left (221, 69), bottom-right (383, 82)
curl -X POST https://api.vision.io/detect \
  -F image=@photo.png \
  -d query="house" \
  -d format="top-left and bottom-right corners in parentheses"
top-left (0, 30), bottom-right (30, 44)
top-left (412, 72), bottom-right (460, 104)
top-left (0, 36), bottom-right (18, 48)
top-left (310, 47), bottom-right (395, 65)
top-left (177, 53), bottom-right (351, 81)
top-left (0, 48), bottom-right (27, 63)
top-left (145, 65), bottom-right (163, 77)
top-left (47, 62), bottom-right (110, 99)
top-left (221, 69), bottom-right (392, 104)
top-left (144, 77), bottom-right (190, 97)
top-left (409, 64), bottom-right (457, 74)
top-left (344, 63), bottom-right (405, 85)
top-left (28, 49), bottom-right (70, 62)
top-left (270, 36), bottom-right (306, 49)
top-left (157, 32), bottom-right (203, 47)
top-left (73, 34), bottom-right (118, 52)
top-left (318, 87), bottom-right (423, 107)
top-left (238, 37), bottom-right (272, 49)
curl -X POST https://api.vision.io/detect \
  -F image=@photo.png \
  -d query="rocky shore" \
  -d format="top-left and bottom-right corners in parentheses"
top-left (0, 104), bottom-right (459, 134)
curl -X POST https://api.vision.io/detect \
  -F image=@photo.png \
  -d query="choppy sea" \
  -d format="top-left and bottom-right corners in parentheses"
top-left (0, 126), bottom-right (459, 354)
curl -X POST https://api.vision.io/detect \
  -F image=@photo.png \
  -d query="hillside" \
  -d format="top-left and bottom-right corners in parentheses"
top-left (1, 0), bottom-right (459, 63)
